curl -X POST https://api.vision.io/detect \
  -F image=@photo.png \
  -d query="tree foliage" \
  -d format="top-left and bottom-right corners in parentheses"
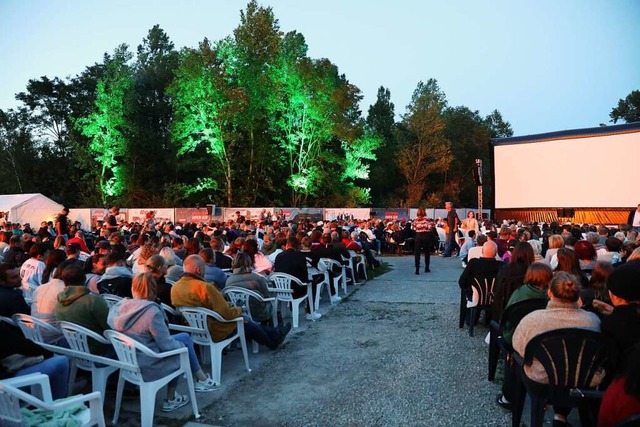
top-left (610, 90), bottom-right (640, 124)
top-left (0, 3), bottom-right (517, 210)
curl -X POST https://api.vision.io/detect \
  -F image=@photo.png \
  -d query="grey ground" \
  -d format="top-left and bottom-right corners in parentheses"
top-left (104, 255), bottom-right (577, 427)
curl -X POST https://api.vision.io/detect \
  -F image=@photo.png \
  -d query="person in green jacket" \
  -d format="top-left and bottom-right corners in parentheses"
top-left (54, 264), bottom-right (111, 355)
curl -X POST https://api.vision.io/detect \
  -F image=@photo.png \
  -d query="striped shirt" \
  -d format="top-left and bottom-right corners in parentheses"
top-left (413, 217), bottom-right (432, 233)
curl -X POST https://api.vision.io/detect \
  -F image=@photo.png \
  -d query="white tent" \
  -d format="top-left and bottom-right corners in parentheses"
top-left (0, 193), bottom-right (64, 227)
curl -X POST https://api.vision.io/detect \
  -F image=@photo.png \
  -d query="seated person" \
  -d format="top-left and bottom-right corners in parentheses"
top-left (97, 251), bottom-right (133, 297)
top-left (497, 272), bottom-right (602, 426)
top-left (458, 230), bottom-right (476, 264)
top-left (0, 321), bottom-right (69, 399)
top-left (199, 248), bottom-right (227, 290)
top-left (0, 263), bottom-right (29, 318)
top-left (108, 272), bottom-right (217, 412)
top-left (171, 255), bottom-right (290, 350)
top-left (54, 265), bottom-right (111, 355)
top-left (225, 252), bottom-right (273, 323)
top-left (458, 241), bottom-right (503, 303)
top-left (598, 343), bottom-right (640, 427)
top-left (243, 239), bottom-right (272, 275)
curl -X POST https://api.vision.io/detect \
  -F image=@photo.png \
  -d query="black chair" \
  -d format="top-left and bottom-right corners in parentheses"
top-left (458, 272), bottom-right (497, 337)
top-left (614, 413), bottom-right (640, 427)
top-left (511, 328), bottom-right (616, 427)
top-left (488, 298), bottom-right (548, 381)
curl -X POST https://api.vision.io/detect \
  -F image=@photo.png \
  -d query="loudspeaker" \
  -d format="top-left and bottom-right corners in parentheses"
top-left (474, 159), bottom-right (483, 186)
top-left (557, 209), bottom-right (564, 217)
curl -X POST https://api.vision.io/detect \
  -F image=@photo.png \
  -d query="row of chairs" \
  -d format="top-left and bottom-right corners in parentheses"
top-left (1, 259), bottom-right (367, 426)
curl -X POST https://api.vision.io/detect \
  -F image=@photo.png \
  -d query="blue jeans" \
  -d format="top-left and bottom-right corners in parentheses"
top-left (243, 316), bottom-right (280, 349)
top-left (444, 231), bottom-right (459, 257)
top-left (173, 332), bottom-right (202, 373)
top-left (16, 355), bottom-right (69, 400)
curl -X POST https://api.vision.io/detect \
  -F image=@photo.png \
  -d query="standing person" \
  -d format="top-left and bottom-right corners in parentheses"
top-left (413, 208), bottom-right (434, 274)
top-left (461, 211), bottom-right (480, 235)
top-left (106, 206), bottom-right (120, 235)
top-left (55, 207), bottom-right (70, 241)
top-left (443, 202), bottom-right (460, 257)
top-left (628, 203), bottom-right (640, 232)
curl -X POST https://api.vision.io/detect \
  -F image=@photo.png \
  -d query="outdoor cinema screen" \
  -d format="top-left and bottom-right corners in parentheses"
top-left (493, 129), bottom-right (640, 209)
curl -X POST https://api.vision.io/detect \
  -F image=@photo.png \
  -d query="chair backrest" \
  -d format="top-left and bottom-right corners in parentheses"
top-left (471, 272), bottom-right (498, 306)
top-left (12, 313), bottom-right (60, 344)
top-left (103, 330), bottom-right (142, 383)
top-left (0, 316), bottom-right (15, 326)
top-left (499, 298), bottom-right (548, 328)
top-left (318, 258), bottom-right (343, 277)
top-left (222, 286), bottom-right (265, 320)
top-left (269, 273), bottom-right (302, 302)
top-left (523, 328), bottom-right (615, 388)
top-left (102, 294), bottom-right (124, 309)
top-left (0, 382), bottom-right (22, 427)
top-left (58, 321), bottom-right (110, 368)
top-left (177, 307), bottom-right (224, 345)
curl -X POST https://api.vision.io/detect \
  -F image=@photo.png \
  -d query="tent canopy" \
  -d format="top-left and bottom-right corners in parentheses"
top-left (0, 193), bottom-right (64, 227)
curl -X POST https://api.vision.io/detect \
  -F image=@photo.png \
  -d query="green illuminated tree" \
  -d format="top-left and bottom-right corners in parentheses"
top-left (168, 39), bottom-right (245, 207)
top-left (75, 44), bottom-right (133, 204)
top-left (340, 130), bottom-right (382, 205)
top-left (398, 79), bottom-right (452, 207)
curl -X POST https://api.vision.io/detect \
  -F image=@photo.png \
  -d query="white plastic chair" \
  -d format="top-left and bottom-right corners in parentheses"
top-left (177, 306), bottom-right (251, 386)
top-left (0, 315), bottom-right (15, 326)
top-left (58, 321), bottom-right (120, 399)
top-left (313, 260), bottom-right (337, 311)
top-left (0, 373), bottom-right (106, 427)
top-left (104, 330), bottom-right (200, 427)
top-left (222, 286), bottom-right (276, 353)
top-left (268, 273), bottom-right (313, 328)
top-left (101, 294), bottom-right (123, 309)
top-left (12, 313), bottom-right (63, 346)
top-left (348, 251), bottom-right (367, 283)
top-left (319, 258), bottom-right (347, 296)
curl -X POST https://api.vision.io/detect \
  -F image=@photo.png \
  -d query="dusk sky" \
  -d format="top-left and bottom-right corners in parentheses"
top-left (1, 0), bottom-right (638, 136)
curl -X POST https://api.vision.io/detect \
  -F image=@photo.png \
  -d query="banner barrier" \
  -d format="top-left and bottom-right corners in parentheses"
top-left (371, 209), bottom-right (409, 221)
top-left (324, 208), bottom-right (370, 221)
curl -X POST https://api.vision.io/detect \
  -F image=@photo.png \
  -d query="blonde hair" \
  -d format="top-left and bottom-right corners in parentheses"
top-left (628, 247), bottom-right (640, 262)
top-left (548, 234), bottom-right (564, 249)
top-left (132, 272), bottom-right (157, 301)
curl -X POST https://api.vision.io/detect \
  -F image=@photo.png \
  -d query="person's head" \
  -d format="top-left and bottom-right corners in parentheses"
top-left (548, 234), bottom-right (564, 250)
top-left (607, 265), bottom-right (640, 306)
top-left (445, 202), bottom-right (453, 211)
top-left (589, 261), bottom-right (614, 297)
top-left (481, 241), bottom-right (498, 259)
top-left (573, 240), bottom-right (597, 261)
top-left (105, 251), bottom-right (127, 267)
top-left (9, 235), bottom-right (20, 247)
top-left (549, 272), bottom-right (580, 303)
top-left (0, 263), bottom-right (20, 288)
top-left (555, 247), bottom-right (580, 274)
top-left (42, 249), bottom-right (67, 282)
top-left (132, 272), bottom-right (157, 301)
top-left (628, 247), bottom-right (640, 262)
top-left (467, 230), bottom-right (476, 239)
top-left (138, 244), bottom-right (157, 264)
top-left (527, 239), bottom-right (542, 257)
top-left (232, 252), bottom-right (254, 274)
top-left (499, 227), bottom-right (511, 239)
top-left (285, 236), bottom-right (299, 250)
top-left (524, 263), bottom-right (553, 290)
top-left (199, 248), bottom-right (216, 265)
top-left (416, 208), bottom-right (426, 218)
top-left (95, 240), bottom-right (111, 255)
top-left (29, 242), bottom-right (48, 260)
top-left (61, 264), bottom-right (86, 287)
top-left (242, 239), bottom-right (258, 257)
top-left (145, 254), bottom-right (167, 280)
top-left (183, 254), bottom-right (206, 279)
top-left (467, 211), bottom-right (475, 219)
top-left (604, 237), bottom-right (623, 253)
top-left (476, 234), bottom-right (488, 247)
top-left (511, 241), bottom-right (535, 264)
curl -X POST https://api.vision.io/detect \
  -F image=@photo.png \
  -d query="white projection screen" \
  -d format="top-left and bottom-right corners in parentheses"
top-left (494, 129), bottom-right (640, 209)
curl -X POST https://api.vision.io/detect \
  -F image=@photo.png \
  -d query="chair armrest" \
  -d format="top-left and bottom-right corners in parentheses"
top-left (1, 372), bottom-right (51, 391)
top-left (219, 316), bottom-right (244, 324)
top-left (168, 324), bottom-right (199, 334)
top-left (38, 342), bottom-right (130, 370)
top-left (142, 346), bottom-right (188, 359)
top-left (268, 287), bottom-right (293, 294)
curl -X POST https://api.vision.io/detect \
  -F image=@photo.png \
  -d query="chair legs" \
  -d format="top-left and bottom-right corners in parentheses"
top-left (530, 395), bottom-right (547, 427)
top-left (488, 330), bottom-right (499, 381)
top-left (468, 307), bottom-right (476, 337)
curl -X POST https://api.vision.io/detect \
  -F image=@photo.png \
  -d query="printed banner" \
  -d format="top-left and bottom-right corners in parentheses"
top-left (223, 208), bottom-right (275, 222)
top-left (90, 208), bottom-right (128, 228)
top-left (371, 208), bottom-right (409, 221)
top-left (175, 208), bottom-right (211, 224)
top-left (285, 208), bottom-right (324, 222)
top-left (127, 208), bottom-right (174, 225)
top-left (324, 208), bottom-right (371, 221)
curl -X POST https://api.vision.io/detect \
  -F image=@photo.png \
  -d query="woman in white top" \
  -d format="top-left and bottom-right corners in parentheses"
top-left (461, 211), bottom-right (480, 235)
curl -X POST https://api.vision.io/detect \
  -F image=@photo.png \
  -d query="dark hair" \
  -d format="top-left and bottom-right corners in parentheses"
top-left (242, 239), bottom-right (258, 257)
top-left (61, 264), bottom-right (86, 287)
top-left (106, 251), bottom-right (126, 266)
top-left (555, 248), bottom-right (581, 276)
top-left (198, 248), bottom-right (215, 264)
top-left (510, 242), bottom-right (535, 265)
top-left (588, 261), bottom-right (613, 302)
top-left (604, 237), bottom-right (623, 253)
top-left (468, 230), bottom-right (476, 239)
top-left (0, 263), bottom-right (18, 282)
top-left (29, 242), bottom-right (48, 258)
top-left (286, 236), bottom-right (299, 250)
top-left (43, 249), bottom-right (67, 282)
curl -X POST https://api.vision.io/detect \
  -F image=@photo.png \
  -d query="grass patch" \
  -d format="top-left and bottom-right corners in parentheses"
top-left (366, 262), bottom-right (393, 280)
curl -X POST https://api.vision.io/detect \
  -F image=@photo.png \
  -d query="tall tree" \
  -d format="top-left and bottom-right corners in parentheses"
top-left (484, 109), bottom-right (513, 138)
top-left (75, 44), bottom-right (134, 204)
top-left (126, 25), bottom-right (180, 205)
top-left (397, 79), bottom-right (452, 207)
top-left (367, 86), bottom-right (403, 206)
top-left (610, 90), bottom-right (640, 124)
top-left (168, 39), bottom-right (245, 207)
